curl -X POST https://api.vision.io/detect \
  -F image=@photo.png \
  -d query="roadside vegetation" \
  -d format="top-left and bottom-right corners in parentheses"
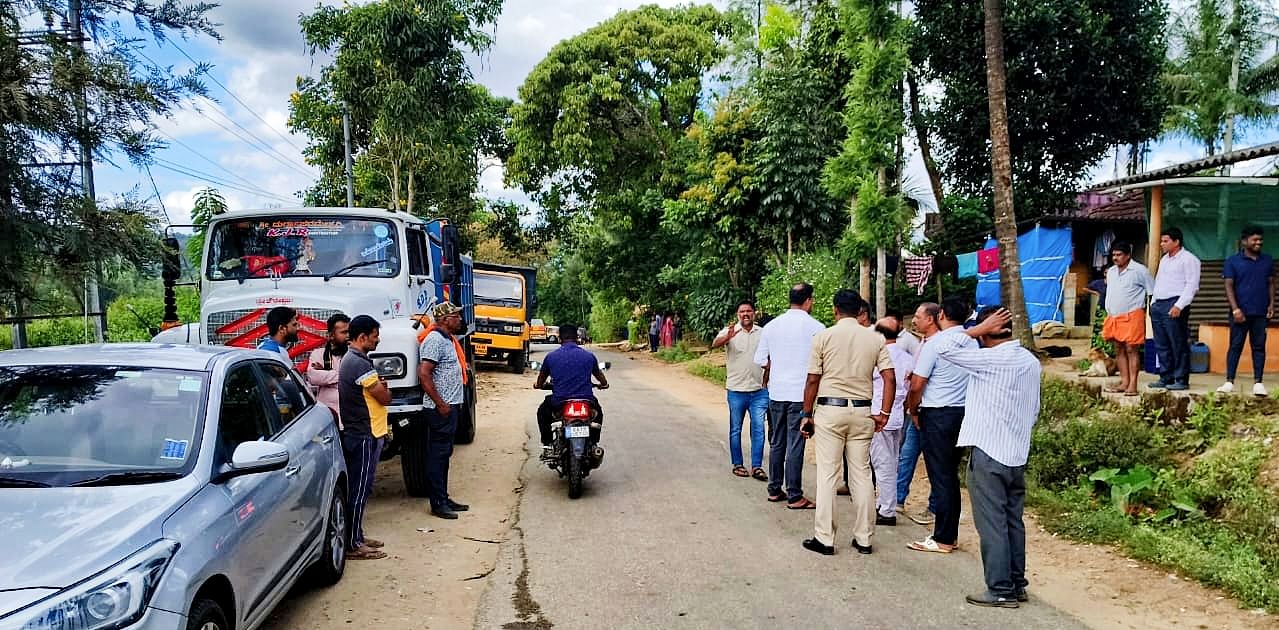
top-left (1029, 377), bottom-right (1279, 611)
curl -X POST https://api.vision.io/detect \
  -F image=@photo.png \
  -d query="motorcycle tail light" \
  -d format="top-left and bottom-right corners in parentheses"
top-left (562, 400), bottom-right (591, 419)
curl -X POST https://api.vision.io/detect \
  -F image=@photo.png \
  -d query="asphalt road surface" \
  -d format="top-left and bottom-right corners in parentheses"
top-left (476, 348), bottom-right (1086, 630)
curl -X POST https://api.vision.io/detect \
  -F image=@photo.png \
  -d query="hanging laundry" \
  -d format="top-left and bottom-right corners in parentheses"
top-left (903, 257), bottom-right (933, 296)
top-left (1093, 229), bottom-right (1116, 269)
top-left (932, 254), bottom-right (958, 277)
top-left (886, 255), bottom-right (900, 275)
top-left (957, 252), bottom-right (978, 278)
top-left (977, 246), bottom-right (999, 273)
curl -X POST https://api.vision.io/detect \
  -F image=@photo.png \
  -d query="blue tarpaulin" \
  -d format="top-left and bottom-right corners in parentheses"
top-left (976, 226), bottom-right (1073, 324)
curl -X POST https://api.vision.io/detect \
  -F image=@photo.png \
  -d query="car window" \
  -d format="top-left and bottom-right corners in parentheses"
top-left (258, 361), bottom-right (309, 431)
top-left (218, 364), bottom-right (274, 455)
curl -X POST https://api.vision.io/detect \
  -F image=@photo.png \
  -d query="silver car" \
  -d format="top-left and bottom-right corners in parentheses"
top-left (0, 344), bottom-right (348, 630)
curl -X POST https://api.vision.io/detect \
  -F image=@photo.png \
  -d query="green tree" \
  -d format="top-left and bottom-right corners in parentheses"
top-left (1164, 0), bottom-right (1279, 158)
top-left (185, 187), bottom-right (226, 265)
top-left (290, 0), bottom-right (504, 216)
top-left (913, 0), bottom-right (1168, 218)
top-left (0, 0), bottom-right (216, 318)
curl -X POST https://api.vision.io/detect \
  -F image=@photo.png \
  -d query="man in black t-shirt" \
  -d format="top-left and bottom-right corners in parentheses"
top-left (338, 315), bottom-right (391, 560)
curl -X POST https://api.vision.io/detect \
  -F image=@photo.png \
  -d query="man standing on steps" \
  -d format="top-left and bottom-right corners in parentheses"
top-left (1149, 227), bottom-right (1201, 392)
top-left (754, 282), bottom-right (826, 510)
top-left (1219, 225), bottom-right (1274, 397)
top-left (419, 302), bottom-right (469, 520)
top-left (1102, 241), bottom-right (1153, 396)
top-left (897, 302), bottom-right (941, 525)
top-left (905, 297), bottom-right (975, 554)
top-left (712, 301), bottom-right (768, 481)
top-left (338, 315), bottom-right (390, 560)
top-left (931, 307), bottom-right (1041, 609)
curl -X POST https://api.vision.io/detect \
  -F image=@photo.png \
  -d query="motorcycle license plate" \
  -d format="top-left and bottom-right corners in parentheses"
top-left (565, 425), bottom-right (590, 438)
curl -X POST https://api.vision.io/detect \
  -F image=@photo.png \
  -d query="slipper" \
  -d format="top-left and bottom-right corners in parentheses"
top-left (347, 546), bottom-right (387, 560)
top-left (732, 466), bottom-right (750, 478)
top-left (1124, 391), bottom-right (1139, 397)
top-left (752, 468), bottom-right (768, 481)
top-left (1103, 387), bottom-right (1125, 394)
top-left (907, 537), bottom-right (953, 554)
top-left (363, 538), bottom-right (385, 549)
top-left (787, 497), bottom-right (816, 510)
top-left (767, 493), bottom-right (787, 502)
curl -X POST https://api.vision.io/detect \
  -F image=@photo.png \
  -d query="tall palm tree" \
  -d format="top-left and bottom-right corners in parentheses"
top-left (983, 0), bottom-right (1035, 350)
top-left (1164, 0), bottom-right (1279, 158)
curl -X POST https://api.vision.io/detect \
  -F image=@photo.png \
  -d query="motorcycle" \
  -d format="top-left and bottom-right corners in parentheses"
top-left (529, 361), bottom-right (609, 499)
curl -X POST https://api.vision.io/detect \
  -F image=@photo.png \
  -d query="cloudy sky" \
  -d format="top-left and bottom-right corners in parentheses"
top-left (93, 0), bottom-right (1279, 227)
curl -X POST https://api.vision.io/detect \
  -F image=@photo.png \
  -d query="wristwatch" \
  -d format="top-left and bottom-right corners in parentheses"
top-left (799, 410), bottom-right (813, 419)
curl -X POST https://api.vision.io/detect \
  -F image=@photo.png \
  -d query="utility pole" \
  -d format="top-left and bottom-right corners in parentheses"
top-left (69, 0), bottom-right (104, 342)
top-left (343, 103), bottom-right (354, 208)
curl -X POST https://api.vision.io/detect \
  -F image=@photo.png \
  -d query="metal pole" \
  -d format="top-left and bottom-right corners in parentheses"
top-left (343, 103), bottom-right (354, 208)
top-left (69, 0), bottom-right (104, 342)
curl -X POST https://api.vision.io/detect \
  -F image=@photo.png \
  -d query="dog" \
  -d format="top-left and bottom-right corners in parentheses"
top-left (1080, 347), bottom-right (1118, 377)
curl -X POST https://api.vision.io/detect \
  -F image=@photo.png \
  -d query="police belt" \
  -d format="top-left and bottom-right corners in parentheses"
top-left (816, 397), bottom-right (871, 407)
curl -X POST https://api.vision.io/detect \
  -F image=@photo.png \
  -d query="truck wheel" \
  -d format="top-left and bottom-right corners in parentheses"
top-left (399, 420), bottom-right (431, 497)
top-left (454, 377), bottom-right (477, 444)
top-left (508, 349), bottom-right (527, 374)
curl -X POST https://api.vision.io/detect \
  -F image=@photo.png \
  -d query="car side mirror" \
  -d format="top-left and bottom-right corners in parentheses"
top-left (215, 441), bottom-right (289, 483)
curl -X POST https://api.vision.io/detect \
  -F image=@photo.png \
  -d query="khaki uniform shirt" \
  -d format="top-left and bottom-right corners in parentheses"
top-left (720, 323), bottom-right (764, 392)
top-left (807, 318), bottom-right (894, 400)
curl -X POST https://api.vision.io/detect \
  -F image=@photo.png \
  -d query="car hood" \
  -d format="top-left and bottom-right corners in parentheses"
top-left (0, 478), bottom-right (199, 593)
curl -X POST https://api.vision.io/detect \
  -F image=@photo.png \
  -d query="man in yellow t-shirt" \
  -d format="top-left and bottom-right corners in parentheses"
top-left (338, 315), bottom-right (391, 560)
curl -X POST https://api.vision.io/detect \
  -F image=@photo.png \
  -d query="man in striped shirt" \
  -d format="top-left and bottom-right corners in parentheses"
top-left (930, 307), bottom-right (1041, 609)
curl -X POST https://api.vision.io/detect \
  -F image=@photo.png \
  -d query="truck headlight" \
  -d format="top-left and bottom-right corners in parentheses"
top-left (0, 539), bottom-right (178, 630)
top-left (503, 324), bottom-right (523, 334)
top-left (370, 354), bottom-right (407, 379)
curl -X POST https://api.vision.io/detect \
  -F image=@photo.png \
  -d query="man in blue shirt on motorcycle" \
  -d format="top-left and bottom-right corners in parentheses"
top-left (534, 325), bottom-right (609, 454)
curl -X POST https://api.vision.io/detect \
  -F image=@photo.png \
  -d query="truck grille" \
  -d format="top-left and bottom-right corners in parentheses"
top-left (207, 307), bottom-right (341, 363)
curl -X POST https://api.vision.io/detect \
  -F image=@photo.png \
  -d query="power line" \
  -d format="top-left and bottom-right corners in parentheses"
top-left (151, 158), bottom-right (297, 204)
top-left (154, 127), bottom-right (287, 197)
top-left (142, 163), bottom-right (172, 224)
top-left (182, 100), bottom-right (318, 180)
top-left (164, 38), bottom-right (310, 156)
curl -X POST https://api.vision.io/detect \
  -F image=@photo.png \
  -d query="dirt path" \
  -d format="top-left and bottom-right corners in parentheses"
top-left (260, 364), bottom-right (542, 629)
top-left (631, 349), bottom-right (1274, 630)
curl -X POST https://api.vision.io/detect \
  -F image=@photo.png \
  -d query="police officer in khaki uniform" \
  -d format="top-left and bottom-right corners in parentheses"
top-left (799, 289), bottom-right (896, 556)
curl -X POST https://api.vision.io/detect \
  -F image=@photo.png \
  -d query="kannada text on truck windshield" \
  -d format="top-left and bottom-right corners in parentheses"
top-left (205, 216), bottom-right (401, 280)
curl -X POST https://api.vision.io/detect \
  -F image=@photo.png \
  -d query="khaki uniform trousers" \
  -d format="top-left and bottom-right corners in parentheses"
top-left (813, 404), bottom-right (875, 547)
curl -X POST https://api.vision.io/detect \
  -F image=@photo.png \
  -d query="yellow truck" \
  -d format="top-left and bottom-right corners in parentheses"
top-left (473, 262), bottom-right (535, 373)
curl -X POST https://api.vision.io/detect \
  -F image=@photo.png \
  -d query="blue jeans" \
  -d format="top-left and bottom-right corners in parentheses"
top-left (424, 406), bottom-right (458, 510)
top-left (727, 389), bottom-right (768, 468)
top-left (1150, 297), bottom-right (1191, 385)
top-left (767, 400), bottom-right (806, 502)
top-left (968, 447), bottom-right (1028, 597)
top-left (896, 420), bottom-right (937, 512)
top-left (1226, 316), bottom-right (1268, 382)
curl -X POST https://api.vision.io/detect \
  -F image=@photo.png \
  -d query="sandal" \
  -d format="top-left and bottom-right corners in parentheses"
top-left (767, 493), bottom-right (786, 502)
top-left (1103, 387), bottom-right (1125, 394)
top-left (752, 467), bottom-right (768, 481)
top-left (363, 538), bottom-right (385, 549)
top-left (347, 546), bottom-right (387, 560)
top-left (907, 537), bottom-right (953, 554)
top-left (1124, 391), bottom-right (1139, 397)
top-left (787, 497), bottom-right (816, 510)
top-left (732, 466), bottom-right (750, 478)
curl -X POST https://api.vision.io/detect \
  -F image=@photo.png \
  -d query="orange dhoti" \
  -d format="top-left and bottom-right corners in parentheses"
top-left (1102, 309), bottom-right (1145, 346)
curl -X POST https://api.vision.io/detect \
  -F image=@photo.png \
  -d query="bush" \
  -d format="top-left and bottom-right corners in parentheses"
top-left (757, 249), bottom-right (846, 326)
top-left (587, 292), bottom-right (632, 343)
top-left (1029, 410), bottom-right (1169, 489)
top-left (1037, 376), bottom-right (1101, 426)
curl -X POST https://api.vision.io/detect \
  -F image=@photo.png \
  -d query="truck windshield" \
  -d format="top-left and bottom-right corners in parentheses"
top-left (205, 216), bottom-right (400, 280)
top-left (475, 274), bottom-right (523, 307)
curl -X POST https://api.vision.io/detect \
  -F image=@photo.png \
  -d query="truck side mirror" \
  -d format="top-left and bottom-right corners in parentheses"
top-left (161, 237), bottom-right (182, 325)
top-left (440, 262), bottom-right (457, 284)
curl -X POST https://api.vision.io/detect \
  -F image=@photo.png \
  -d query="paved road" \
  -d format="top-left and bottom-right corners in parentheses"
top-left (476, 349), bottom-right (1087, 629)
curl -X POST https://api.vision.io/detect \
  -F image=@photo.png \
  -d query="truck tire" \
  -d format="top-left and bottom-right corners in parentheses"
top-left (454, 375), bottom-right (477, 444)
top-left (508, 348), bottom-right (527, 374)
top-left (399, 420), bottom-right (431, 497)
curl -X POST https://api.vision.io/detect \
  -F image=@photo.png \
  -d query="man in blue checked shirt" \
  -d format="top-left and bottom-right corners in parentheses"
top-left (931, 307), bottom-right (1041, 610)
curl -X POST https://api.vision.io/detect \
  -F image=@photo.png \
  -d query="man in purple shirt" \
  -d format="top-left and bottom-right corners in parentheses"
top-left (535, 325), bottom-right (610, 452)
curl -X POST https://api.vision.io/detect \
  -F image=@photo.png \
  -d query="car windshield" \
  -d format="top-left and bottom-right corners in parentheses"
top-left (205, 216), bottom-right (400, 280)
top-left (476, 275), bottom-right (523, 307)
top-left (0, 366), bottom-right (207, 486)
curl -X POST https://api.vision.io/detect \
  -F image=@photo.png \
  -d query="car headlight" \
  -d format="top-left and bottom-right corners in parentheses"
top-left (0, 539), bottom-right (178, 630)
top-left (370, 354), bottom-right (406, 379)
top-left (503, 324), bottom-right (523, 334)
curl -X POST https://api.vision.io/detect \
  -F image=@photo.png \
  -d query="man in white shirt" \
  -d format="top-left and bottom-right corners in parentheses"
top-left (888, 308), bottom-right (922, 357)
top-left (1149, 227), bottom-right (1201, 391)
top-left (870, 317), bottom-right (915, 525)
top-left (1101, 241), bottom-right (1154, 396)
top-left (754, 282), bottom-right (826, 509)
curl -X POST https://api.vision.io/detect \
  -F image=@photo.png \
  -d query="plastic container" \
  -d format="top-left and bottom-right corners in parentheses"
top-left (1190, 342), bottom-right (1210, 374)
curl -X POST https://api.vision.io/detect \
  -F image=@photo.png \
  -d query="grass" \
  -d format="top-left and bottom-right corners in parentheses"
top-left (655, 344), bottom-right (698, 363)
top-left (686, 361), bottom-right (726, 386)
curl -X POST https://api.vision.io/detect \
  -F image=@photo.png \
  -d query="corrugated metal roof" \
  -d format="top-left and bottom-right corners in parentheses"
top-left (1090, 141), bottom-right (1279, 191)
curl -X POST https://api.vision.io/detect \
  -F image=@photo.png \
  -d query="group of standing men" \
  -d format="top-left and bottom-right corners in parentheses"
top-left (258, 303), bottom-right (470, 563)
top-left (715, 283), bottom-right (1043, 608)
top-left (1100, 226), bottom-right (1273, 396)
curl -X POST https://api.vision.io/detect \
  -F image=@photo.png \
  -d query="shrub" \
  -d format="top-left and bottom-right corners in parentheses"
top-left (1038, 376), bottom-right (1101, 426)
top-left (757, 249), bottom-right (846, 326)
top-left (1029, 410), bottom-right (1169, 489)
top-left (656, 344), bottom-right (698, 363)
top-left (687, 361), bottom-right (726, 386)
top-left (587, 292), bottom-right (632, 343)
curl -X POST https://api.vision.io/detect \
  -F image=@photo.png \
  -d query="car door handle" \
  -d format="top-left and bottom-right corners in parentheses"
top-left (285, 465), bottom-right (300, 478)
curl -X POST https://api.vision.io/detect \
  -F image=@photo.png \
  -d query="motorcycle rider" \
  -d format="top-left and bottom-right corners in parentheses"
top-left (534, 324), bottom-right (609, 456)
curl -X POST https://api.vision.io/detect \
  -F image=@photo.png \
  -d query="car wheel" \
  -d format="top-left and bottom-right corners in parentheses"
top-left (187, 598), bottom-right (229, 630)
top-left (309, 481), bottom-right (347, 586)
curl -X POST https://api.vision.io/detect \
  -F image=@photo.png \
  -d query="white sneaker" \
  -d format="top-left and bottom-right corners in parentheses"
top-left (1216, 381), bottom-right (1235, 394)
top-left (1253, 382), bottom-right (1268, 397)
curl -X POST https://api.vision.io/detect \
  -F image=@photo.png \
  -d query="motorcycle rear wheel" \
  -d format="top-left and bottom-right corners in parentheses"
top-left (567, 454), bottom-right (584, 499)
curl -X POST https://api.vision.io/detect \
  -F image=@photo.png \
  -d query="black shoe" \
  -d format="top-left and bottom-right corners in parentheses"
top-left (446, 499), bottom-right (470, 512)
top-left (966, 592), bottom-right (1019, 608)
top-left (802, 538), bottom-right (835, 556)
top-left (1016, 589), bottom-right (1028, 602)
top-left (851, 540), bottom-right (873, 554)
top-left (430, 506), bottom-right (459, 520)
top-left (876, 515), bottom-right (897, 526)
top-left (1166, 382), bottom-right (1189, 391)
